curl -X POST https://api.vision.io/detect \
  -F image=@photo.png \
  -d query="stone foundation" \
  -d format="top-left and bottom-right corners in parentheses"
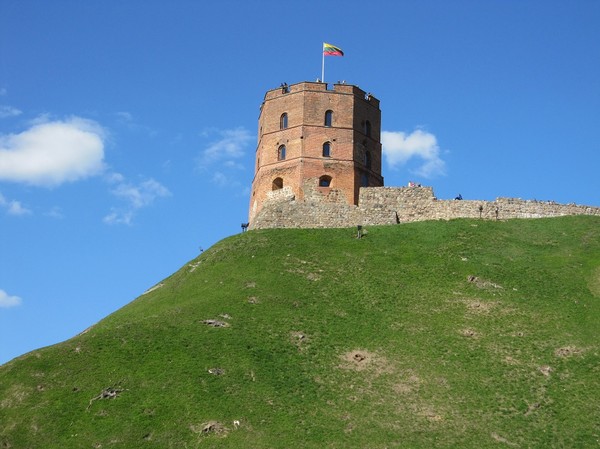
top-left (249, 186), bottom-right (600, 229)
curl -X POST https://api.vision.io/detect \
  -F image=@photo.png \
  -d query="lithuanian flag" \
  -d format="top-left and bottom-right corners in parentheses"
top-left (323, 43), bottom-right (344, 56)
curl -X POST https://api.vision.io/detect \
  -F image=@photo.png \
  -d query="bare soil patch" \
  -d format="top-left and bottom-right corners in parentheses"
top-left (554, 346), bottom-right (583, 358)
top-left (464, 299), bottom-right (496, 314)
top-left (393, 374), bottom-right (421, 394)
top-left (467, 275), bottom-right (503, 290)
top-left (460, 328), bottom-right (479, 338)
top-left (339, 349), bottom-right (393, 375)
top-left (202, 319), bottom-right (229, 328)
top-left (191, 421), bottom-right (228, 437)
top-left (491, 432), bottom-right (517, 446)
top-left (290, 331), bottom-right (308, 349)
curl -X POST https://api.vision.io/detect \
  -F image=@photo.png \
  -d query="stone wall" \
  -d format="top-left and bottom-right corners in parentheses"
top-left (249, 185), bottom-right (600, 229)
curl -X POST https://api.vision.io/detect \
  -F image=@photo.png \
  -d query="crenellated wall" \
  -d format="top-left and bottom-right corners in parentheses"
top-left (249, 184), bottom-right (600, 229)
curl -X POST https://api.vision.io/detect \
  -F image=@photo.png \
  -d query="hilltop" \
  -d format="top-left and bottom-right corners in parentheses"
top-left (1, 216), bottom-right (599, 448)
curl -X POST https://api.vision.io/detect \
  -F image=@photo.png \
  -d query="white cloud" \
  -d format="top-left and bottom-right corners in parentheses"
top-left (199, 127), bottom-right (253, 167)
top-left (381, 129), bottom-right (446, 178)
top-left (0, 105), bottom-right (22, 118)
top-left (212, 171), bottom-right (229, 187)
top-left (105, 172), bottom-right (125, 184)
top-left (115, 111), bottom-right (134, 122)
top-left (104, 174), bottom-right (170, 225)
top-left (7, 200), bottom-right (31, 216)
top-left (0, 289), bottom-right (22, 308)
top-left (0, 117), bottom-right (106, 187)
top-left (45, 206), bottom-right (64, 219)
top-left (111, 178), bottom-right (170, 208)
top-left (0, 192), bottom-right (32, 216)
top-left (103, 209), bottom-right (134, 226)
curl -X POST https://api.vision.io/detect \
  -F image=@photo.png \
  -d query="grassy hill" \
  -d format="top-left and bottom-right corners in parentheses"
top-left (1, 216), bottom-right (599, 448)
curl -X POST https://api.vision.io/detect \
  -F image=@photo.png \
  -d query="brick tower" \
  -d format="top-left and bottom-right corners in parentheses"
top-left (248, 81), bottom-right (384, 225)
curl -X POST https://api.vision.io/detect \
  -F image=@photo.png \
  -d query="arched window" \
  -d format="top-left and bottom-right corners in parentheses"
top-left (272, 177), bottom-right (283, 190)
top-left (280, 113), bottom-right (288, 129)
top-left (322, 141), bottom-right (331, 157)
top-left (324, 110), bottom-right (333, 127)
top-left (365, 151), bottom-right (372, 169)
top-left (364, 120), bottom-right (372, 137)
top-left (278, 145), bottom-right (286, 161)
top-left (319, 175), bottom-right (332, 187)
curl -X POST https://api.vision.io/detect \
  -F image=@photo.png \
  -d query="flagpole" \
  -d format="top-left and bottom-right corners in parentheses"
top-left (321, 45), bottom-right (325, 82)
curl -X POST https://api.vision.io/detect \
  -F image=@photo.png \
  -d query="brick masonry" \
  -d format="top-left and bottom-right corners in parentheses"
top-left (249, 82), bottom-right (383, 224)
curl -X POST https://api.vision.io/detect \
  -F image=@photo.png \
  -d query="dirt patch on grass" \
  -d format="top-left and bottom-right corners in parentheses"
top-left (491, 432), bottom-right (517, 446)
top-left (503, 356), bottom-right (520, 365)
top-left (191, 421), bottom-right (228, 437)
top-left (467, 275), bottom-right (503, 290)
top-left (463, 299), bottom-right (497, 314)
top-left (393, 374), bottom-right (421, 394)
top-left (460, 328), bottom-right (479, 338)
top-left (419, 406), bottom-right (444, 422)
top-left (201, 319), bottom-right (230, 328)
top-left (339, 349), bottom-right (393, 375)
top-left (0, 385), bottom-right (29, 408)
top-left (142, 282), bottom-right (164, 294)
top-left (554, 346), bottom-right (584, 358)
top-left (290, 331), bottom-right (308, 350)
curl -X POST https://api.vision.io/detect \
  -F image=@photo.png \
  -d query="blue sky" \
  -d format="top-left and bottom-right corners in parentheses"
top-left (1, 0), bottom-right (599, 364)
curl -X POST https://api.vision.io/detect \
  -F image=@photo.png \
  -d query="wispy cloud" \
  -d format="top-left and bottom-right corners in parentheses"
top-left (196, 127), bottom-right (253, 189)
top-left (45, 206), bottom-right (64, 219)
top-left (0, 192), bottom-right (32, 216)
top-left (0, 105), bottom-right (22, 118)
top-left (0, 117), bottom-right (106, 187)
top-left (381, 129), bottom-right (446, 178)
top-left (103, 174), bottom-right (170, 225)
top-left (198, 127), bottom-right (253, 168)
top-left (114, 111), bottom-right (156, 136)
top-left (0, 289), bottom-right (22, 308)
top-left (212, 171), bottom-right (229, 187)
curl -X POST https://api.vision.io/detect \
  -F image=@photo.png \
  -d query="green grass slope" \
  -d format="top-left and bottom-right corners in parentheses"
top-left (1, 217), bottom-right (599, 448)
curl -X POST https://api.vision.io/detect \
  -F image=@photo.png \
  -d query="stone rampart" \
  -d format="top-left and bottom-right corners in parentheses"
top-left (249, 185), bottom-right (600, 229)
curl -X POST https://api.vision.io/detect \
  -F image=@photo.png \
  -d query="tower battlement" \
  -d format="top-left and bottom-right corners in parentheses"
top-left (263, 82), bottom-right (380, 108)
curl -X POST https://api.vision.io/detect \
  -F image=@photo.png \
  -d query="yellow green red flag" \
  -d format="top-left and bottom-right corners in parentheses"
top-left (323, 43), bottom-right (344, 56)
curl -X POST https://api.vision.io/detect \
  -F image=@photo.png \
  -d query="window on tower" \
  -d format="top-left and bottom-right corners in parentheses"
top-left (324, 110), bottom-right (333, 127)
top-left (272, 177), bottom-right (283, 190)
top-left (365, 151), bottom-right (372, 169)
top-left (278, 145), bottom-right (286, 160)
top-left (319, 175), bottom-right (332, 187)
top-left (322, 142), bottom-right (331, 157)
top-left (364, 120), bottom-right (372, 137)
top-left (280, 113), bottom-right (288, 129)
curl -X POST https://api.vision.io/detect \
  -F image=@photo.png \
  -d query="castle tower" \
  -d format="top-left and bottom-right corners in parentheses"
top-left (248, 81), bottom-right (384, 224)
